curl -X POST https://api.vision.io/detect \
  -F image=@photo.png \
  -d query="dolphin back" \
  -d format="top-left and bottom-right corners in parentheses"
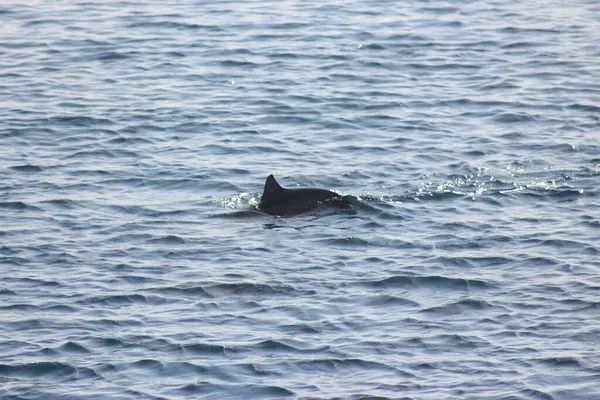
top-left (258, 175), bottom-right (352, 216)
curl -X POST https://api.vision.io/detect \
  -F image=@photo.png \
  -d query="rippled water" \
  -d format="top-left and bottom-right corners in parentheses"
top-left (2, 1), bottom-right (600, 399)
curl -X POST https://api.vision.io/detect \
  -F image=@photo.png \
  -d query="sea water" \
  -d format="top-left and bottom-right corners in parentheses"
top-left (1, 1), bottom-right (599, 399)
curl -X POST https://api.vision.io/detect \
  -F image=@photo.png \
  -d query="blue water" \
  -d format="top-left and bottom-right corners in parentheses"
top-left (1, 1), bottom-right (600, 399)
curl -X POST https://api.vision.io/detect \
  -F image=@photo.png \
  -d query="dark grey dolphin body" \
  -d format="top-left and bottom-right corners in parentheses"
top-left (257, 175), bottom-right (353, 216)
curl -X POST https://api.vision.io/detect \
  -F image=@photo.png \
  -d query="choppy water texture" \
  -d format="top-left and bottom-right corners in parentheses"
top-left (1, 1), bottom-right (600, 399)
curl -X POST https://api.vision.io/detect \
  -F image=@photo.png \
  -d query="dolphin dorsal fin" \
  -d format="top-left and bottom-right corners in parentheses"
top-left (261, 174), bottom-right (285, 204)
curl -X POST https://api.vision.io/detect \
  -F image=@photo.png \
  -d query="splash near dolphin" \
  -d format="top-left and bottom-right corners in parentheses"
top-left (257, 175), bottom-right (354, 216)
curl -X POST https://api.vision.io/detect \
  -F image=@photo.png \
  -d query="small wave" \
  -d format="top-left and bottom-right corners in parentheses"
top-left (362, 43), bottom-right (387, 50)
top-left (146, 235), bottom-right (187, 245)
top-left (128, 359), bottom-right (163, 369)
top-left (418, 6), bottom-right (459, 14)
top-left (492, 112), bottom-right (536, 123)
top-left (519, 187), bottom-right (586, 202)
top-left (179, 382), bottom-right (295, 398)
top-left (41, 305), bottom-right (77, 313)
top-left (87, 336), bottom-right (127, 349)
top-left (57, 341), bottom-right (91, 354)
top-left (107, 136), bottom-right (155, 145)
top-left (1, 304), bottom-right (36, 311)
top-left (204, 282), bottom-right (314, 297)
top-left (478, 80), bottom-right (520, 90)
top-left (108, 204), bottom-right (160, 216)
top-left (294, 358), bottom-right (397, 375)
top-left (569, 302), bottom-right (600, 313)
top-left (182, 343), bottom-right (240, 356)
top-left (40, 199), bottom-right (80, 209)
top-left (270, 52), bottom-right (300, 60)
top-left (118, 275), bottom-right (164, 285)
top-left (517, 388), bottom-right (555, 400)
top-left (128, 21), bottom-right (222, 32)
top-left (100, 358), bottom-right (211, 379)
top-left (87, 318), bottom-right (144, 328)
top-left (0, 287), bottom-right (17, 296)
top-left (212, 209), bottom-right (267, 219)
top-left (536, 357), bottom-right (584, 369)
top-left (0, 361), bottom-right (98, 381)
top-left (46, 115), bottom-right (113, 126)
top-left (281, 323), bottom-right (322, 334)
top-left (501, 41), bottom-right (543, 49)
top-left (500, 26), bottom-right (560, 34)
top-left (68, 169), bottom-right (110, 177)
top-left (0, 201), bottom-right (41, 211)
top-left (134, 338), bottom-right (181, 353)
top-left (319, 237), bottom-right (370, 248)
top-left (9, 164), bottom-right (43, 172)
top-left (106, 233), bottom-right (152, 243)
top-left (361, 294), bottom-right (421, 307)
top-left (220, 60), bottom-right (260, 68)
top-left (249, 339), bottom-right (300, 353)
top-left (83, 294), bottom-right (167, 306)
top-left (336, 144), bottom-right (395, 154)
top-left (387, 33), bottom-right (432, 42)
top-left (432, 255), bottom-right (514, 268)
top-left (0, 256), bottom-right (28, 267)
top-left (141, 285), bottom-right (214, 298)
top-left (405, 62), bottom-right (482, 71)
top-left (66, 149), bottom-right (138, 159)
top-left (567, 103), bottom-right (600, 113)
top-left (4, 277), bottom-right (62, 287)
top-left (363, 275), bottom-right (491, 291)
top-left (406, 190), bottom-right (466, 202)
top-left (266, 22), bottom-right (309, 30)
top-left (535, 238), bottom-right (591, 250)
top-left (433, 333), bottom-right (488, 349)
top-left (95, 51), bottom-right (130, 61)
top-left (572, 328), bottom-right (600, 342)
top-left (420, 299), bottom-right (494, 316)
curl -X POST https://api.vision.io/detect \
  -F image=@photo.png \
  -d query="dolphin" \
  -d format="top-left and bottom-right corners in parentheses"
top-left (257, 174), bottom-right (353, 216)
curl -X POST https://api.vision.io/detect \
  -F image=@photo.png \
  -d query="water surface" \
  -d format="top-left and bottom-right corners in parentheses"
top-left (1, 1), bottom-right (600, 399)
